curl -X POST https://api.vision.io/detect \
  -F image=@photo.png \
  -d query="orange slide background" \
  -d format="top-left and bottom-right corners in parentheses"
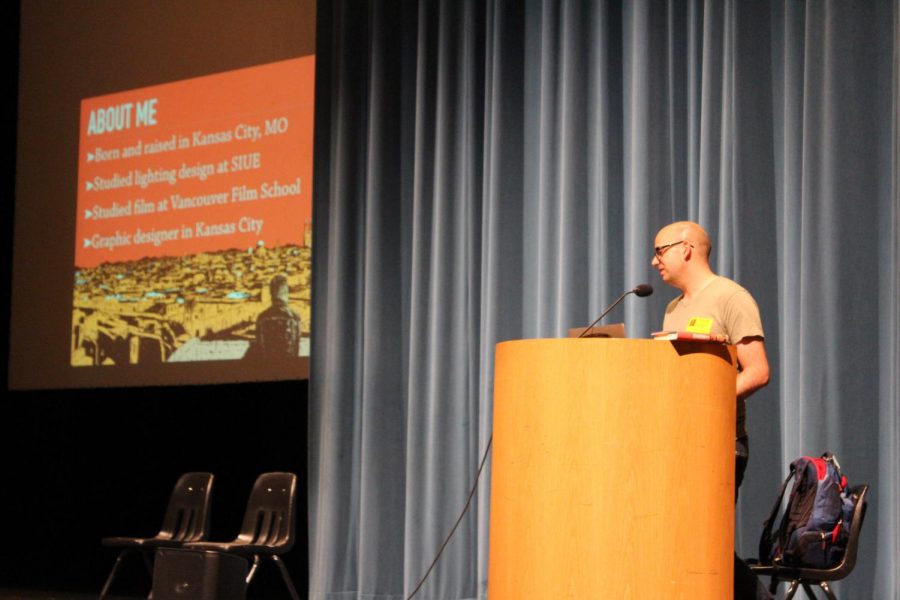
top-left (75, 56), bottom-right (314, 268)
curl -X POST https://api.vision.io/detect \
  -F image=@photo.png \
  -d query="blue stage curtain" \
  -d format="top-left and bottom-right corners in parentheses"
top-left (310, 1), bottom-right (899, 598)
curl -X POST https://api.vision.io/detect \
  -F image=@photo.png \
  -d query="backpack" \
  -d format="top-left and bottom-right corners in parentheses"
top-left (758, 453), bottom-right (855, 568)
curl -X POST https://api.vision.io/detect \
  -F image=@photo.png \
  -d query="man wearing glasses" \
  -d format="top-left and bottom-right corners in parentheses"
top-left (651, 220), bottom-right (771, 600)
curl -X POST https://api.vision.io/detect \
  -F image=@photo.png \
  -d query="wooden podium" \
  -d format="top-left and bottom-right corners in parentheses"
top-left (488, 339), bottom-right (737, 599)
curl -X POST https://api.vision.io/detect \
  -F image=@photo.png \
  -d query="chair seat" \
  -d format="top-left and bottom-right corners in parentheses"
top-left (102, 535), bottom-right (184, 549)
top-left (749, 562), bottom-right (846, 583)
top-left (184, 540), bottom-right (286, 555)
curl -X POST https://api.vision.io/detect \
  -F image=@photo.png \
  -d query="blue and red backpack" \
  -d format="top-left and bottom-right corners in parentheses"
top-left (758, 453), bottom-right (855, 568)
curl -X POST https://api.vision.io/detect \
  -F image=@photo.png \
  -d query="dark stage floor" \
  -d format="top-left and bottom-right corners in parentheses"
top-left (0, 590), bottom-right (278, 600)
top-left (0, 593), bottom-right (138, 600)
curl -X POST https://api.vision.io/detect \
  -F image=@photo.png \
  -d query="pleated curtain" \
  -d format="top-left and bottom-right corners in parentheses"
top-left (310, 1), bottom-right (900, 598)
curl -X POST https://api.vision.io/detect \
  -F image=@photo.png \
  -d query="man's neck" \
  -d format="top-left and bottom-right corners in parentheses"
top-left (679, 268), bottom-right (717, 300)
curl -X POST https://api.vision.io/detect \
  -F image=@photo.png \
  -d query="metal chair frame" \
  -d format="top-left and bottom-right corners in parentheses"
top-left (749, 484), bottom-right (869, 600)
top-left (185, 472), bottom-right (300, 600)
top-left (99, 472), bottom-right (214, 600)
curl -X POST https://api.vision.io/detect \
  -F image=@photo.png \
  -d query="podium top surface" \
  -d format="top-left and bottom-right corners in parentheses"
top-left (497, 337), bottom-right (735, 361)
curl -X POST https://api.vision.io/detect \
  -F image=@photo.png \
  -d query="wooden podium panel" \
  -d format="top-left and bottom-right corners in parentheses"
top-left (488, 339), bottom-right (737, 599)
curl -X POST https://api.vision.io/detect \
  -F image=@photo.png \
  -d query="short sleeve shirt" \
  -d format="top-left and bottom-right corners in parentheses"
top-left (663, 276), bottom-right (764, 343)
top-left (662, 275), bottom-right (764, 443)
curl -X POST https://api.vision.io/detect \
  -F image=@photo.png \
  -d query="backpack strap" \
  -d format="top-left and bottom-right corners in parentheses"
top-left (822, 452), bottom-right (848, 491)
top-left (759, 463), bottom-right (796, 562)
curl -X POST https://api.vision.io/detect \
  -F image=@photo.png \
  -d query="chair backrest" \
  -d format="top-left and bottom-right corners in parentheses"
top-left (157, 472), bottom-right (215, 543)
top-left (236, 472), bottom-right (297, 552)
top-left (831, 484), bottom-right (869, 576)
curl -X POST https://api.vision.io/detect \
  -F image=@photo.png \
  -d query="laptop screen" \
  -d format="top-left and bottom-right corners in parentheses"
top-left (567, 323), bottom-right (626, 339)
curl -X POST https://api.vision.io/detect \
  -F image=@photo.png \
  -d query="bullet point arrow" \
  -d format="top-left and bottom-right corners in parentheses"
top-left (83, 238), bottom-right (92, 248)
top-left (86, 181), bottom-right (93, 191)
top-left (87, 152), bottom-right (94, 162)
top-left (84, 209), bottom-right (93, 219)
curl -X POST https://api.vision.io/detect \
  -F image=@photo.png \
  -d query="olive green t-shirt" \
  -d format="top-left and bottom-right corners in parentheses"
top-left (662, 275), bottom-right (764, 442)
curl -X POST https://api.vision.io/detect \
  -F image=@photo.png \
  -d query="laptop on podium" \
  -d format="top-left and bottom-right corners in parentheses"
top-left (567, 322), bottom-right (626, 339)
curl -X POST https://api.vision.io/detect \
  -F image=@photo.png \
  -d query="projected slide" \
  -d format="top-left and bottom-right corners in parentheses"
top-left (71, 57), bottom-right (314, 367)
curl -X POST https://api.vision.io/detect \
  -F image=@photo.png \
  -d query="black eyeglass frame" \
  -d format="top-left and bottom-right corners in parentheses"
top-left (653, 240), bottom-right (693, 259)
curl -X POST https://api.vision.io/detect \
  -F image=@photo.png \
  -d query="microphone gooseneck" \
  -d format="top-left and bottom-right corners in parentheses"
top-left (577, 284), bottom-right (654, 338)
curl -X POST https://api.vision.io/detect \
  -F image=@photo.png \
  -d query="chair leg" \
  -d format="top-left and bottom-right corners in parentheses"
top-left (142, 550), bottom-right (154, 575)
top-left (99, 550), bottom-right (131, 600)
top-left (142, 551), bottom-right (156, 600)
top-left (818, 581), bottom-right (837, 600)
top-left (272, 555), bottom-right (301, 600)
top-left (246, 554), bottom-right (262, 584)
top-left (801, 582), bottom-right (819, 599)
top-left (784, 580), bottom-right (801, 600)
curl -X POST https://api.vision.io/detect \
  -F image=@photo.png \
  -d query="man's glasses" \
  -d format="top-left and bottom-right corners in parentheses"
top-left (653, 240), bottom-right (692, 259)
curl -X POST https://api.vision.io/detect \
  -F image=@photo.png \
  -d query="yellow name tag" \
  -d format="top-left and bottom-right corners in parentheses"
top-left (686, 317), bottom-right (713, 334)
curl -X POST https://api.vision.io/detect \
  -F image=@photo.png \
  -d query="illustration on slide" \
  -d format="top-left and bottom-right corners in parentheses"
top-left (71, 229), bottom-right (310, 366)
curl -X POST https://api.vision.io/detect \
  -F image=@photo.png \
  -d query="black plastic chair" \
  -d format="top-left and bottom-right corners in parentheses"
top-left (99, 472), bottom-right (214, 599)
top-left (749, 484), bottom-right (869, 600)
top-left (184, 471), bottom-right (300, 600)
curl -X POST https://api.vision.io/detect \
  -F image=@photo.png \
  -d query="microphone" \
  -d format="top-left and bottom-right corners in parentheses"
top-left (577, 284), bottom-right (654, 338)
top-left (633, 283), bottom-right (653, 297)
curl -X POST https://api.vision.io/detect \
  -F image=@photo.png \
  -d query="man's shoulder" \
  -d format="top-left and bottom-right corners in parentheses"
top-left (709, 275), bottom-right (749, 295)
top-left (712, 276), bottom-right (764, 341)
top-left (708, 275), bottom-right (761, 304)
top-left (258, 302), bottom-right (300, 321)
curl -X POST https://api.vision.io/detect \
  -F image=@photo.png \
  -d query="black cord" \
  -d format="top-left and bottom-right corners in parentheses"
top-left (405, 434), bottom-right (494, 600)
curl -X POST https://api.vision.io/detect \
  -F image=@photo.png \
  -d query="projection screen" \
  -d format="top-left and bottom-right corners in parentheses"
top-left (10, 1), bottom-right (316, 389)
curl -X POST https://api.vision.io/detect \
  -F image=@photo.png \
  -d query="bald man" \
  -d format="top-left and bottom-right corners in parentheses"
top-left (652, 221), bottom-right (771, 600)
top-left (652, 221), bottom-right (770, 405)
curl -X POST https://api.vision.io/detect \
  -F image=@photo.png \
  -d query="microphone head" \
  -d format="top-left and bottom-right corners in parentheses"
top-left (633, 284), bottom-right (653, 297)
